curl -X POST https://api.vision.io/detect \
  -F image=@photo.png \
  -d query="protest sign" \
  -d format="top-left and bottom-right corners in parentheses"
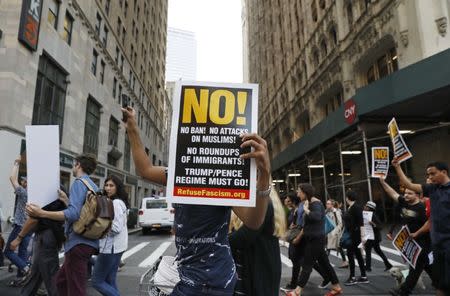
top-left (25, 125), bottom-right (60, 207)
top-left (166, 81), bottom-right (258, 207)
top-left (371, 147), bottom-right (389, 179)
top-left (388, 118), bottom-right (412, 163)
top-left (392, 225), bottom-right (422, 269)
top-left (362, 211), bottom-right (375, 240)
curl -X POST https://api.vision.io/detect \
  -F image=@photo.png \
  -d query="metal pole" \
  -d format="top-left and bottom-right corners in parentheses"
top-left (338, 141), bottom-right (347, 212)
top-left (362, 130), bottom-right (373, 202)
top-left (308, 158), bottom-right (312, 185)
top-left (321, 151), bottom-right (328, 201)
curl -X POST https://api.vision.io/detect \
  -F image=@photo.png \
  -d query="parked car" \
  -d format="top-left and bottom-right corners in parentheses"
top-left (139, 197), bottom-right (174, 234)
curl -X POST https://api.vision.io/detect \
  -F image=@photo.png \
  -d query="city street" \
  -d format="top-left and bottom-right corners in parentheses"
top-left (0, 230), bottom-right (435, 296)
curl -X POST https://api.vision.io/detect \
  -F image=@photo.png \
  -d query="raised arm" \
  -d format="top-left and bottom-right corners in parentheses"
top-left (9, 157), bottom-right (21, 190)
top-left (392, 157), bottom-right (422, 193)
top-left (122, 107), bottom-right (166, 185)
top-left (379, 178), bottom-right (400, 202)
top-left (232, 133), bottom-right (270, 230)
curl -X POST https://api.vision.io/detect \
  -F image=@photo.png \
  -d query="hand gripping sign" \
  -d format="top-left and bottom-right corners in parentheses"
top-left (166, 81), bottom-right (259, 207)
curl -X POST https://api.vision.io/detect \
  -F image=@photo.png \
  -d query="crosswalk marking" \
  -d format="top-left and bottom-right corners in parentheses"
top-left (138, 242), bottom-right (172, 268)
top-left (370, 253), bottom-right (404, 267)
top-left (380, 245), bottom-right (401, 256)
top-left (123, 242), bottom-right (151, 260)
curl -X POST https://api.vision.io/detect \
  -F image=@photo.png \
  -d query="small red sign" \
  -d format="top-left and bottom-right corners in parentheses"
top-left (344, 99), bottom-right (357, 125)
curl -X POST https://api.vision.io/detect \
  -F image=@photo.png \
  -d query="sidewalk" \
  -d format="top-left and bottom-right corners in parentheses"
top-left (0, 227), bottom-right (142, 282)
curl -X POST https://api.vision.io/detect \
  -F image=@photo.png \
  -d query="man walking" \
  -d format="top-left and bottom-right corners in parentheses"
top-left (4, 157), bottom-right (32, 286)
top-left (27, 154), bottom-right (99, 296)
top-left (392, 160), bottom-right (450, 296)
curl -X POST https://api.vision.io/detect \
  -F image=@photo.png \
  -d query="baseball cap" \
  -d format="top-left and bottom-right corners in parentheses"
top-left (366, 201), bottom-right (376, 210)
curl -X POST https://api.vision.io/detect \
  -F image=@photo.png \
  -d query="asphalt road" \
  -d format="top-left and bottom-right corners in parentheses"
top-left (0, 229), bottom-right (436, 295)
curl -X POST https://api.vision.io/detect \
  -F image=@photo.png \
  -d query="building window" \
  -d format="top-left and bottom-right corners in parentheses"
top-left (117, 17), bottom-right (122, 36)
top-left (319, 0), bottom-right (326, 9)
top-left (330, 26), bottom-right (337, 45)
top-left (124, 133), bottom-right (131, 171)
top-left (313, 49), bottom-right (319, 65)
top-left (120, 55), bottom-right (124, 71)
top-left (100, 60), bottom-right (105, 84)
top-left (113, 77), bottom-right (117, 98)
top-left (115, 46), bottom-right (119, 63)
top-left (320, 39), bottom-right (327, 56)
top-left (118, 85), bottom-right (122, 102)
top-left (311, 1), bottom-right (318, 22)
top-left (124, 1), bottom-right (128, 17)
top-left (122, 28), bottom-right (126, 44)
top-left (83, 97), bottom-right (101, 156)
top-left (62, 13), bottom-right (74, 45)
top-left (95, 13), bottom-right (102, 36)
top-left (324, 91), bottom-right (342, 117)
top-left (346, 3), bottom-right (353, 26)
top-left (365, 47), bottom-right (398, 84)
top-left (32, 54), bottom-right (68, 141)
top-left (103, 25), bottom-right (108, 47)
top-left (108, 116), bottom-right (119, 146)
top-left (91, 49), bottom-right (98, 75)
top-left (105, 0), bottom-right (111, 15)
top-left (48, 0), bottom-right (60, 29)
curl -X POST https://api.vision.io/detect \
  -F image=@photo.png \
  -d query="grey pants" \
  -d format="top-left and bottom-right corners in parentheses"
top-left (21, 229), bottom-right (60, 296)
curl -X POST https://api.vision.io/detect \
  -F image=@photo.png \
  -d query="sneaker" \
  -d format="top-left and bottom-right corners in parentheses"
top-left (344, 277), bottom-right (357, 286)
top-left (357, 276), bottom-right (369, 284)
top-left (318, 280), bottom-right (331, 289)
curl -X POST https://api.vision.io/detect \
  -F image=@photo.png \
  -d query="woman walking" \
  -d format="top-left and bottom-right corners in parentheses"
top-left (342, 191), bottom-right (368, 286)
top-left (229, 187), bottom-right (286, 295)
top-left (287, 184), bottom-right (342, 296)
top-left (92, 175), bottom-right (129, 296)
top-left (284, 192), bottom-right (302, 290)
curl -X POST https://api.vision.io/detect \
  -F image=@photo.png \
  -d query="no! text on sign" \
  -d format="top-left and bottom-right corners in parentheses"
top-left (166, 81), bottom-right (259, 207)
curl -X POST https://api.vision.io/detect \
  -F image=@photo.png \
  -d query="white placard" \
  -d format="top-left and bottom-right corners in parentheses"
top-left (25, 125), bottom-right (60, 207)
top-left (166, 81), bottom-right (258, 207)
top-left (363, 210), bottom-right (375, 240)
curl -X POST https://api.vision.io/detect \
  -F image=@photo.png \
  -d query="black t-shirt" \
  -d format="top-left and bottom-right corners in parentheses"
top-left (397, 195), bottom-right (430, 248)
top-left (37, 199), bottom-right (67, 247)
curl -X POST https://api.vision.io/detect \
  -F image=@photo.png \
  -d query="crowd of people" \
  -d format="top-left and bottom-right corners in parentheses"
top-left (0, 105), bottom-right (448, 296)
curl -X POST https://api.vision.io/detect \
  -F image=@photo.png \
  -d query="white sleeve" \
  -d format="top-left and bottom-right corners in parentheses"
top-left (110, 200), bottom-right (127, 235)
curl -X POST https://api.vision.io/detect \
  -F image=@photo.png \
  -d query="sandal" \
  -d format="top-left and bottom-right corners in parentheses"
top-left (7, 279), bottom-right (21, 287)
top-left (325, 287), bottom-right (343, 296)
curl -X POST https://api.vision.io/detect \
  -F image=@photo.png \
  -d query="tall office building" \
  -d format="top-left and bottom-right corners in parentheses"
top-left (165, 27), bottom-right (197, 82)
top-left (0, 0), bottom-right (171, 230)
top-left (243, 0), bottom-right (450, 219)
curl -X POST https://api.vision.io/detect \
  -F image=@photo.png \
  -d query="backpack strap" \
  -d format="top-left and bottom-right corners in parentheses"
top-left (78, 178), bottom-right (95, 193)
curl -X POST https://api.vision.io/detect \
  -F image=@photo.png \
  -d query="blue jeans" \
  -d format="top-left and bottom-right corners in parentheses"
top-left (171, 282), bottom-right (234, 296)
top-left (92, 252), bottom-right (123, 296)
top-left (4, 224), bottom-right (32, 277)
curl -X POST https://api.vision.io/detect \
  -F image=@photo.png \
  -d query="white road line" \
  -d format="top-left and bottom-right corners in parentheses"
top-left (138, 242), bottom-right (172, 268)
top-left (280, 254), bottom-right (293, 268)
top-left (370, 253), bottom-right (404, 266)
top-left (329, 251), bottom-right (359, 266)
top-left (122, 242), bottom-right (151, 260)
top-left (380, 245), bottom-right (401, 256)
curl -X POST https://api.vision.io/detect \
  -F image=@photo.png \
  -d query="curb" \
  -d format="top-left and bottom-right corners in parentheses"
top-left (128, 227), bottom-right (142, 235)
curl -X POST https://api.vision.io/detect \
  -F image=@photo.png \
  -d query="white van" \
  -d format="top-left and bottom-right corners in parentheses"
top-left (138, 197), bottom-right (174, 234)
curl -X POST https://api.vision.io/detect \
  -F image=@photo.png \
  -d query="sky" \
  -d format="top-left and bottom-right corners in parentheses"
top-left (167, 0), bottom-right (243, 83)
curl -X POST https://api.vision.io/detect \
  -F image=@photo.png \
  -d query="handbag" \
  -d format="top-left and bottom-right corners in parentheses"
top-left (285, 225), bottom-right (302, 243)
top-left (324, 214), bottom-right (336, 235)
top-left (340, 228), bottom-right (352, 249)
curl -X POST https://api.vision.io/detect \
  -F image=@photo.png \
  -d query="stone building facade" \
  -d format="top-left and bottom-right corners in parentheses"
top-left (0, 0), bottom-right (171, 227)
top-left (244, 0), bottom-right (450, 158)
top-left (243, 0), bottom-right (450, 219)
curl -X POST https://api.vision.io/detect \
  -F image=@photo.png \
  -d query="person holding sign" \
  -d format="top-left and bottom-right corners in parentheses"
top-left (122, 107), bottom-right (271, 296)
top-left (4, 157), bottom-right (32, 285)
top-left (391, 160), bottom-right (450, 296)
top-left (363, 201), bottom-right (392, 272)
top-left (379, 177), bottom-right (432, 296)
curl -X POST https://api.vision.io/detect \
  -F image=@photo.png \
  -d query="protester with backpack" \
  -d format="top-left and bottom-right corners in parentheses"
top-left (92, 175), bottom-right (129, 296)
top-left (27, 154), bottom-right (100, 296)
